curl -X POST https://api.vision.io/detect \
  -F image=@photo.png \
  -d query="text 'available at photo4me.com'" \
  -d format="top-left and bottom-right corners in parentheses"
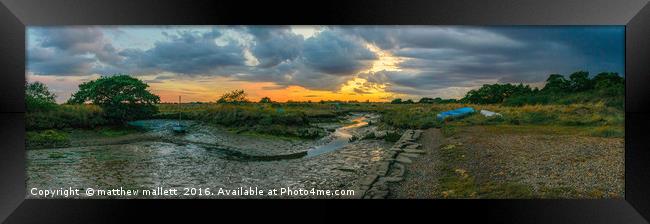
top-left (29, 186), bottom-right (357, 198)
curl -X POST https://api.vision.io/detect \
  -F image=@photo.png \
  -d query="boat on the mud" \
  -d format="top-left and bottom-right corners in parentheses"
top-left (172, 124), bottom-right (186, 133)
top-left (480, 109), bottom-right (502, 117)
top-left (437, 107), bottom-right (475, 121)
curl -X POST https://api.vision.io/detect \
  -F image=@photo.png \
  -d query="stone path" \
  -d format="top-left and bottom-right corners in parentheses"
top-left (387, 128), bottom-right (443, 198)
top-left (354, 129), bottom-right (425, 199)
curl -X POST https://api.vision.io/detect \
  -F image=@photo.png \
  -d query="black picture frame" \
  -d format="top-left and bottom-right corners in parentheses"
top-left (1, 0), bottom-right (650, 223)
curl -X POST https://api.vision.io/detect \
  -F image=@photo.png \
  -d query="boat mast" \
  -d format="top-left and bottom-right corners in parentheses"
top-left (178, 95), bottom-right (182, 125)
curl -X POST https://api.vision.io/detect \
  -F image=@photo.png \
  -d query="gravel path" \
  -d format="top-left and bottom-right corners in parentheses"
top-left (458, 126), bottom-right (624, 198)
top-left (388, 126), bottom-right (624, 199)
top-left (388, 128), bottom-right (443, 198)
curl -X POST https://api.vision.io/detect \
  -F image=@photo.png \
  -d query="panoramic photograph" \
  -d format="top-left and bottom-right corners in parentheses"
top-left (25, 25), bottom-right (624, 199)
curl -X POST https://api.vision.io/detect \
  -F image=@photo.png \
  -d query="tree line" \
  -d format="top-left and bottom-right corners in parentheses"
top-left (390, 71), bottom-right (624, 109)
top-left (26, 71), bottom-right (625, 124)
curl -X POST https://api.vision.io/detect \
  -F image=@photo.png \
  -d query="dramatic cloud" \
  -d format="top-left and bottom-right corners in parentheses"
top-left (27, 27), bottom-right (122, 75)
top-left (247, 26), bottom-right (304, 68)
top-left (347, 26), bottom-right (623, 98)
top-left (27, 26), bottom-right (625, 101)
top-left (117, 29), bottom-right (248, 75)
top-left (302, 29), bottom-right (377, 75)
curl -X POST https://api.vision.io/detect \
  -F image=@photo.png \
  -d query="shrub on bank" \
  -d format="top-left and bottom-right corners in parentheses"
top-left (26, 129), bottom-right (70, 149)
top-left (26, 104), bottom-right (108, 130)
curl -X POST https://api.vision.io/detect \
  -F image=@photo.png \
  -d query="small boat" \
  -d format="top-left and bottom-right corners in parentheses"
top-left (172, 124), bottom-right (186, 133)
top-left (480, 109), bottom-right (502, 117)
top-left (173, 95), bottom-right (187, 133)
top-left (437, 107), bottom-right (475, 121)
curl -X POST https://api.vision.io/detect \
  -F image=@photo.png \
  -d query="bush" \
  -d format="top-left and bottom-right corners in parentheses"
top-left (25, 82), bottom-right (57, 112)
top-left (26, 104), bottom-right (108, 130)
top-left (381, 105), bottom-right (439, 129)
top-left (217, 89), bottom-right (249, 104)
top-left (26, 130), bottom-right (70, 149)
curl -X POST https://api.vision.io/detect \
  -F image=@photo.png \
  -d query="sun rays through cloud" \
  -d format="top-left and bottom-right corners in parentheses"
top-left (26, 26), bottom-right (624, 103)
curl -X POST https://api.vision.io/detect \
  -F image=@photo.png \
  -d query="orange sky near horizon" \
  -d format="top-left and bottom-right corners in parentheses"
top-left (26, 26), bottom-right (626, 104)
top-left (29, 42), bottom-right (414, 104)
top-left (148, 43), bottom-right (406, 103)
top-left (28, 73), bottom-right (413, 103)
top-left (148, 77), bottom-right (401, 103)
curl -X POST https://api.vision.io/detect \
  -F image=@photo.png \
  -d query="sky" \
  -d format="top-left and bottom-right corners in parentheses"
top-left (26, 26), bottom-right (624, 103)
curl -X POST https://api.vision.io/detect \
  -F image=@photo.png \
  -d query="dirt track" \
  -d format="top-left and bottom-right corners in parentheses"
top-left (388, 128), bottom-right (443, 198)
top-left (388, 126), bottom-right (624, 199)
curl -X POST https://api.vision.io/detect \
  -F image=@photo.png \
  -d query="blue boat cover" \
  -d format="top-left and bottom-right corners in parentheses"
top-left (437, 107), bottom-right (475, 121)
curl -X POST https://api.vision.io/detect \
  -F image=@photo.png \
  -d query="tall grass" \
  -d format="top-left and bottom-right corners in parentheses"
top-left (380, 102), bottom-right (623, 132)
top-left (26, 104), bottom-right (108, 130)
top-left (157, 103), bottom-right (346, 139)
top-left (25, 101), bottom-right (624, 139)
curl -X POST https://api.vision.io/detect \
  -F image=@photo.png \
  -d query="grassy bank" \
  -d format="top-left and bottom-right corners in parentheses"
top-left (26, 100), bottom-right (624, 146)
top-left (26, 104), bottom-right (108, 130)
top-left (381, 102), bottom-right (623, 134)
top-left (26, 126), bottom-right (142, 149)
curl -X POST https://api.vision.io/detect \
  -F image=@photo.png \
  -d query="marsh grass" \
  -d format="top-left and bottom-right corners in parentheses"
top-left (26, 104), bottom-right (107, 130)
top-left (381, 102), bottom-right (623, 138)
top-left (26, 101), bottom-right (624, 140)
top-left (26, 129), bottom-right (71, 149)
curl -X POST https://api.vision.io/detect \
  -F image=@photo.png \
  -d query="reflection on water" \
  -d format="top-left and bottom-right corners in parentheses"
top-left (26, 114), bottom-right (375, 195)
top-left (306, 115), bottom-right (369, 157)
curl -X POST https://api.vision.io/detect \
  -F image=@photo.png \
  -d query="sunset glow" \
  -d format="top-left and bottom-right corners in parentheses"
top-left (26, 26), bottom-right (624, 103)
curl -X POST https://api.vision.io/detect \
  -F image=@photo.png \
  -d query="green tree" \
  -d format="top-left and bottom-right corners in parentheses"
top-left (259, 97), bottom-right (272, 103)
top-left (217, 89), bottom-right (248, 104)
top-left (67, 74), bottom-right (160, 122)
top-left (593, 72), bottom-right (624, 89)
top-left (592, 72), bottom-right (624, 99)
top-left (390, 98), bottom-right (402, 104)
top-left (543, 74), bottom-right (571, 92)
top-left (462, 83), bottom-right (533, 104)
top-left (418, 97), bottom-right (435, 104)
top-left (569, 71), bottom-right (591, 91)
top-left (25, 81), bottom-right (57, 112)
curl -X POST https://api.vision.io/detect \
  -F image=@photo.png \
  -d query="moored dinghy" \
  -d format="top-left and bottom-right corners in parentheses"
top-left (437, 107), bottom-right (475, 121)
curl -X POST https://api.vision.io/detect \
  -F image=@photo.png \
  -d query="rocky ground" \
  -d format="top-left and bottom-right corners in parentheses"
top-left (387, 129), bottom-right (442, 198)
top-left (386, 126), bottom-right (624, 199)
top-left (458, 126), bottom-right (624, 198)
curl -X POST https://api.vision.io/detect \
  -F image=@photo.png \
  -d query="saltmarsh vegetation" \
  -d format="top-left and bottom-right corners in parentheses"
top-left (26, 75), bottom-right (159, 148)
top-left (26, 71), bottom-right (624, 148)
top-left (382, 71), bottom-right (624, 137)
